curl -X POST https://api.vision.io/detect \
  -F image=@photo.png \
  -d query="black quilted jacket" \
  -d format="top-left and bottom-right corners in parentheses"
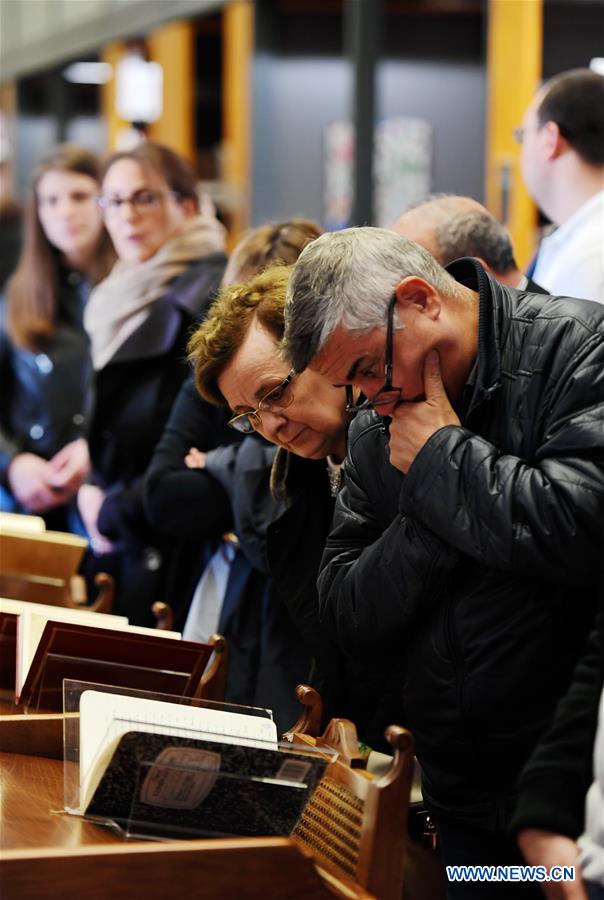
top-left (318, 259), bottom-right (604, 830)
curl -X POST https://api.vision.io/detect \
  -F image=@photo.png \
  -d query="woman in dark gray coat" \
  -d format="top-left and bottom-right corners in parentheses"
top-left (1, 145), bottom-right (115, 530)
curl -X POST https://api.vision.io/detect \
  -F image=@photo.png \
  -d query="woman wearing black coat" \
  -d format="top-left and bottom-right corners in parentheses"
top-left (186, 265), bottom-right (405, 740)
top-left (77, 143), bottom-right (226, 623)
top-left (144, 219), bottom-right (331, 731)
top-left (145, 377), bottom-right (314, 731)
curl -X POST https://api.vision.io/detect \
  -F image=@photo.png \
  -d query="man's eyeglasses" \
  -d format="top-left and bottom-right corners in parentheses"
top-left (512, 126), bottom-right (526, 145)
top-left (513, 122), bottom-right (546, 145)
top-left (513, 121), bottom-right (565, 147)
top-left (227, 370), bottom-right (296, 434)
top-left (345, 292), bottom-right (402, 414)
top-left (96, 189), bottom-right (181, 216)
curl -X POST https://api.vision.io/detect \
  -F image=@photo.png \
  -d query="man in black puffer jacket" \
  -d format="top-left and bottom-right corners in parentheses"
top-left (282, 227), bottom-right (604, 896)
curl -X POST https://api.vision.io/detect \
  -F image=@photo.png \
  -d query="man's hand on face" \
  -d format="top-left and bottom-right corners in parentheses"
top-left (388, 350), bottom-right (460, 475)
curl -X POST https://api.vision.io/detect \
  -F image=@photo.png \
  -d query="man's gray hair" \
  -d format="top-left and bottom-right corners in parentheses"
top-left (400, 194), bottom-right (517, 273)
top-left (438, 210), bottom-right (517, 273)
top-left (282, 226), bottom-right (459, 372)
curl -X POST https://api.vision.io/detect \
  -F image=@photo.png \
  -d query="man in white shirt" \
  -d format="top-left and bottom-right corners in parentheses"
top-left (519, 68), bottom-right (604, 304)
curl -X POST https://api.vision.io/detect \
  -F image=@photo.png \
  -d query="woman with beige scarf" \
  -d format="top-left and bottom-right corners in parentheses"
top-left (77, 142), bottom-right (226, 623)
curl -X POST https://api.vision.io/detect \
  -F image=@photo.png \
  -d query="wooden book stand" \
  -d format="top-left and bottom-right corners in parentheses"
top-left (195, 632), bottom-right (229, 702)
top-left (285, 685), bottom-right (415, 900)
top-left (0, 522), bottom-right (114, 613)
top-left (1, 680), bottom-right (438, 900)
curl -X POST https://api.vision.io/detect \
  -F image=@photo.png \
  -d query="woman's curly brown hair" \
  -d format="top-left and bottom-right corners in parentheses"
top-left (188, 264), bottom-right (291, 407)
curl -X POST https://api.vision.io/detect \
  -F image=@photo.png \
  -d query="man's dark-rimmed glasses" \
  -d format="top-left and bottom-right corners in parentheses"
top-left (345, 292), bottom-right (402, 413)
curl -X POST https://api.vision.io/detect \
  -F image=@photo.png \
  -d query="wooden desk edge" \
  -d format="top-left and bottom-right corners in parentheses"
top-left (0, 834), bottom-right (290, 861)
top-left (0, 713), bottom-right (66, 758)
top-left (0, 836), bottom-right (372, 899)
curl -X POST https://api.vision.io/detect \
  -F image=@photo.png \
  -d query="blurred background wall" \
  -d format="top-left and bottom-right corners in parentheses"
top-left (1, 0), bottom-right (603, 264)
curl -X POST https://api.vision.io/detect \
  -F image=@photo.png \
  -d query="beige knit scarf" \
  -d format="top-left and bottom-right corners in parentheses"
top-left (84, 215), bottom-right (225, 370)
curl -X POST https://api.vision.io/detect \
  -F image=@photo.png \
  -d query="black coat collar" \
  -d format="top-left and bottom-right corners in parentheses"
top-left (445, 257), bottom-right (504, 421)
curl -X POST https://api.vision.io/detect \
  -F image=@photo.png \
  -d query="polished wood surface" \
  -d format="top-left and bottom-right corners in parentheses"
top-left (0, 751), bottom-right (122, 850)
top-left (1, 526), bottom-right (114, 611)
top-left (0, 714), bottom-right (64, 758)
top-left (290, 718), bottom-right (415, 900)
top-left (0, 750), bottom-right (362, 899)
top-left (1, 528), bottom-right (86, 581)
top-left (1, 841), bottom-right (341, 900)
top-left (197, 632), bottom-right (229, 702)
top-left (285, 684), bottom-right (324, 741)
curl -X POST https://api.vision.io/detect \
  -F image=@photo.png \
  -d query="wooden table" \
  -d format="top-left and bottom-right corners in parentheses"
top-left (0, 746), bottom-right (370, 899)
top-left (1, 751), bottom-right (122, 850)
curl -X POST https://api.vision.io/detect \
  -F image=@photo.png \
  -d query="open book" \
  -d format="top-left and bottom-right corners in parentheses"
top-left (75, 689), bottom-right (331, 839)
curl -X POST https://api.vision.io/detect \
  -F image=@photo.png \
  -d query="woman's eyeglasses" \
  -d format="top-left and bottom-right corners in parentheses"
top-left (345, 292), bottom-right (402, 413)
top-left (227, 370), bottom-right (296, 434)
top-left (96, 189), bottom-right (181, 216)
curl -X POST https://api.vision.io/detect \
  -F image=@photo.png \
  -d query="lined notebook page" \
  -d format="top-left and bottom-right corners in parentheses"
top-left (79, 690), bottom-right (277, 812)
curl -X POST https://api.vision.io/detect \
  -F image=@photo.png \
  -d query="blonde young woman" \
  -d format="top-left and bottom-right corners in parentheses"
top-left (1, 145), bottom-right (114, 528)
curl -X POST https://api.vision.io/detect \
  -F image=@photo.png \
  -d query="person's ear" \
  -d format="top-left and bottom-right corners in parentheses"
top-left (180, 196), bottom-right (198, 218)
top-left (394, 276), bottom-right (441, 321)
top-left (473, 256), bottom-right (493, 275)
top-left (540, 120), bottom-right (565, 160)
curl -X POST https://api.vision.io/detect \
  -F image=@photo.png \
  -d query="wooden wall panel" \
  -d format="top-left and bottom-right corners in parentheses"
top-left (485, 0), bottom-right (543, 268)
top-left (147, 20), bottom-right (195, 161)
top-left (100, 42), bottom-right (126, 154)
top-left (223, 1), bottom-right (253, 242)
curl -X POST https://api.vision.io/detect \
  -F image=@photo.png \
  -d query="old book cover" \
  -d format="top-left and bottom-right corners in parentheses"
top-left (0, 612), bottom-right (17, 689)
top-left (76, 688), bottom-right (278, 815)
top-left (85, 730), bottom-right (330, 839)
top-left (15, 606), bottom-right (176, 697)
top-left (17, 622), bottom-right (210, 710)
